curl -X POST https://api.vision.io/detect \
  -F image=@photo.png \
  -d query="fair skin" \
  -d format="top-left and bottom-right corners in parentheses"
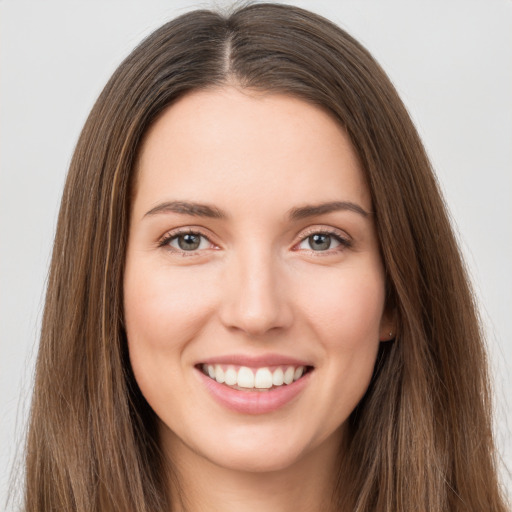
top-left (124, 86), bottom-right (394, 512)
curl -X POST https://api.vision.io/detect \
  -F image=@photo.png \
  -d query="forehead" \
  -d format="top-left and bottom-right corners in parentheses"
top-left (133, 87), bottom-right (370, 219)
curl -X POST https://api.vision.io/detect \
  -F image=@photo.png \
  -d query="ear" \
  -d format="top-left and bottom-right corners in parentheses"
top-left (379, 304), bottom-right (397, 342)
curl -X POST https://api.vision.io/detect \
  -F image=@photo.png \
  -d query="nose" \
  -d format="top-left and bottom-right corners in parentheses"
top-left (218, 248), bottom-right (293, 337)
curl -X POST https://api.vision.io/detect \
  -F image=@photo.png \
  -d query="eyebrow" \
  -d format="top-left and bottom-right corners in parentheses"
top-left (143, 199), bottom-right (371, 221)
top-left (287, 201), bottom-right (371, 220)
top-left (144, 201), bottom-right (227, 219)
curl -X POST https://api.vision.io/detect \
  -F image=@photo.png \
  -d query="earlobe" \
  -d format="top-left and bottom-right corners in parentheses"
top-left (379, 281), bottom-right (397, 342)
top-left (379, 309), bottom-right (397, 342)
top-left (379, 329), bottom-right (395, 342)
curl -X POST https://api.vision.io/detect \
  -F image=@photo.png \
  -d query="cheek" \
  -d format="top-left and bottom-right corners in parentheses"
top-left (123, 261), bottom-right (217, 403)
top-left (299, 263), bottom-right (386, 346)
top-left (295, 263), bottom-right (385, 418)
top-left (124, 262), bottom-right (217, 349)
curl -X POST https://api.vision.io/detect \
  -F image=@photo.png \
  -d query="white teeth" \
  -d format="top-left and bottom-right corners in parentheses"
top-left (284, 366), bottom-right (295, 385)
top-left (224, 367), bottom-right (237, 386)
top-left (237, 366), bottom-right (255, 388)
top-left (254, 368), bottom-right (273, 389)
top-left (272, 367), bottom-right (284, 386)
top-left (214, 364), bottom-right (225, 384)
top-left (202, 364), bottom-right (308, 389)
top-left (294, 366), bottom-right (304, 380)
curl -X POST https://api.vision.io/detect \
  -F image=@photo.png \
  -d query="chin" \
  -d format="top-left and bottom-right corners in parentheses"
top-left (162, 420), bottom-right (313, 475)
top-left (193, 423), bottom-right (343, 476)
top-left (206, 444), bottom-right (307, 474)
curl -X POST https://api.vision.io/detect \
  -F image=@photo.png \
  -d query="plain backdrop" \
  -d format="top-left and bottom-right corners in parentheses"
top-left (1, 0), bottom-right (511, 508)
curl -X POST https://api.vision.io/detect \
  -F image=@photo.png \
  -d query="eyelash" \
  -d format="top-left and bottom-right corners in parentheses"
top-left (158, 227), bottom-right (352, 255)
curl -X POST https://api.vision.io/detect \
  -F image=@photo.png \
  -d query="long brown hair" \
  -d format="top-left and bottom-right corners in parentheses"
top-left (24, 3), bottom-right (508, 511)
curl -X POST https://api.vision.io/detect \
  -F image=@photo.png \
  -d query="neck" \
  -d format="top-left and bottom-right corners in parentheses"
top-left (164, 431), bottom-right (344, 512)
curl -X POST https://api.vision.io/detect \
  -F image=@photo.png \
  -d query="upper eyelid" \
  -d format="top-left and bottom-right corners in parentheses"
top-left (159, 226), bottom-right (214, 241)
top-left (296, 225), bottom-right (351, 241)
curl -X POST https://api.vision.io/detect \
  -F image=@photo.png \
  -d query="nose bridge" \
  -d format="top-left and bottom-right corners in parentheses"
top-left (220, 242), bottom-right (292, 335)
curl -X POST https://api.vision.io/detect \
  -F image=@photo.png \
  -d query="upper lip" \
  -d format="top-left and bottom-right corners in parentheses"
top-left (198, 353), bottom-right (313, 368)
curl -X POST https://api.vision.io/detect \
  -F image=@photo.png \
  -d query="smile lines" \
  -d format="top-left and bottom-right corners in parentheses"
top-left (200, 364), bottom-right (309, 390)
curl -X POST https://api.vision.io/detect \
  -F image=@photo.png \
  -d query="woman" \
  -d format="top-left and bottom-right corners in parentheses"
top-left (23, 3), bottom-right (508, 511)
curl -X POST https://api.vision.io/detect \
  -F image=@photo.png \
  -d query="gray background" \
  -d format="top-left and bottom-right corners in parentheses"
top-left (1, 0), bottom-right (511, 508)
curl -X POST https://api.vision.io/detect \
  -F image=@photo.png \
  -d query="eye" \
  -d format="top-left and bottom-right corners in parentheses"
top-left (162, 231), bottom-right (213, 252)
top-left (297, 231), bottom-right (350, 252)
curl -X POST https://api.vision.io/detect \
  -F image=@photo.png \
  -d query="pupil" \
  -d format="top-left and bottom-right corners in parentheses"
top-left (178, 233), bottom-right (200, 250)
top-left (310, 234), bottom-right (331, 251)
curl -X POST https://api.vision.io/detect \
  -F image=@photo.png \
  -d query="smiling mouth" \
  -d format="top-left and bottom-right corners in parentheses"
top-left (198, 364), bottom-right (313, 391)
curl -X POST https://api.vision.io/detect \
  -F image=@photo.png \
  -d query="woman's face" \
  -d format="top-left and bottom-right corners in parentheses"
top-left (124, 87), bottom-right (393, 474)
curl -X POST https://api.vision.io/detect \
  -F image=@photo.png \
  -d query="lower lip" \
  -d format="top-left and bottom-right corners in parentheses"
top-left (196, 368), bottom-right (312, 415)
